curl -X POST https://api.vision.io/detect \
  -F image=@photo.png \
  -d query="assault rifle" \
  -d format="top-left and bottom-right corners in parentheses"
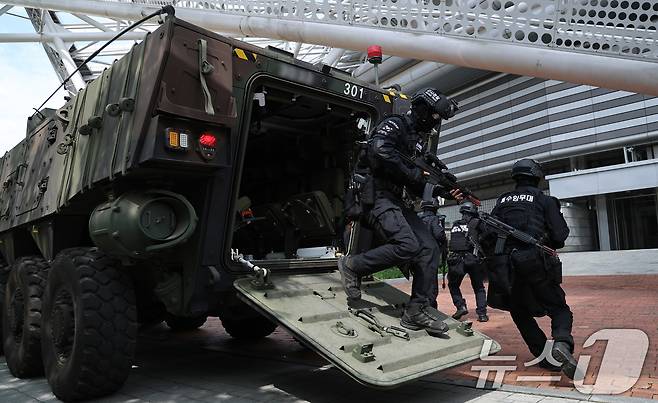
top-left (460, 206), bottom-right (558, 257)
top-left (400, 152), bottom-right (481, 206)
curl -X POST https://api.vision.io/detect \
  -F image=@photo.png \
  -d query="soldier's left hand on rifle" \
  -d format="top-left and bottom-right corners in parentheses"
top-left (450, 189), bottom-right (465, 203)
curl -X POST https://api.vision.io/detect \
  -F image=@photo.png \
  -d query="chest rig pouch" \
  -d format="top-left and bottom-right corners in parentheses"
top-left (510, 248), bottom-right (546, 283)
top-left (494, 188), bottom-right (548, 283)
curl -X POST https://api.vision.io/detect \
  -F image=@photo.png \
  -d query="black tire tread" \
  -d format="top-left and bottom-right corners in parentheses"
top-left (44, 247), bottom-right (137, 401)
top-left (0, 260), bottom-right (9, 355)
top-left (3, 256), bottom-right (49, 377)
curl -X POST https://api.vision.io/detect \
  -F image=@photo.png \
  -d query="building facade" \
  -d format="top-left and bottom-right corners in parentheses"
top-left (437, 74), bottom-right (658, 252)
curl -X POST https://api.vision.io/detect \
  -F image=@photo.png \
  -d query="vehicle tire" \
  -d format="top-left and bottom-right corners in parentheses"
top-left (221, 314), bottom-right (277, 340)
top-left (0, 259), bottom-right (10, 355)
top-left (2, 256), bottom-right (49, 377)
top-left (41, 248), bottom-right (137, 402)
top-left (164, 314), bottom-right (207, 331)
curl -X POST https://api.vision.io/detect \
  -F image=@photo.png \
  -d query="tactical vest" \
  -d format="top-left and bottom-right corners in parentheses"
top-left (368, 115), bottom-right (417, 197)
top-left (449, 220), bottom-right (472, 252)
top-left (493, 187), bottom-right (547, 244)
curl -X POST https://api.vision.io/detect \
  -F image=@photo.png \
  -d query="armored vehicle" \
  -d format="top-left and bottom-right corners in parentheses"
top-left (0, 16), bottom-right (499, 401)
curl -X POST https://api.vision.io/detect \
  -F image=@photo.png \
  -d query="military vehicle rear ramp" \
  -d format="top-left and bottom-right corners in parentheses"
top-left (235, 271), bottom-right (500, 388)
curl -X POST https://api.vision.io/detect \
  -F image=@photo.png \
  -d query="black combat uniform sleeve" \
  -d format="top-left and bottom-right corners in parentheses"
top-left (544, 196), bottom-right (570, 249)
top-left (368, 118), bottom-right (425, 192)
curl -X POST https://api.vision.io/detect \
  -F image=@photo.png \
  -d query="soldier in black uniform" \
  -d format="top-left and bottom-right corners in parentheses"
top-left (446, 217), bottom-right (489, 322)
top-left (417, 199), bottom-right (447, 309)
top-left (487, 159), bottom-right (577, 378)
top-left (337, 88), bottom-right (459, 336)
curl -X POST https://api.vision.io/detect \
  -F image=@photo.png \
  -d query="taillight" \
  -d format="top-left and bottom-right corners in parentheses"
top-left (198, 132), bottom-right (217, 160)
top-left (199, 133), bottom-right (217, 148)
top-left (165, 128), bottom-right (189, 150)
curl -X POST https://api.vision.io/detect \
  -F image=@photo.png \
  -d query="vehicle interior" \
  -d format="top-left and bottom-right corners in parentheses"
top-left (231, 83), bottom-right (373, 265)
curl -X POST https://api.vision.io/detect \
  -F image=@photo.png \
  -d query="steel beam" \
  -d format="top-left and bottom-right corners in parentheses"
top-left (0, 31), bottom-right (146, 42)
top-left (72, 13), bottom-right (110, 31)
top-left (0, 5), bottom-right (13, 16)
top-left (323, 48), bottom-right (345, 67)
top-left (4, 0), bottom-right (658, 95)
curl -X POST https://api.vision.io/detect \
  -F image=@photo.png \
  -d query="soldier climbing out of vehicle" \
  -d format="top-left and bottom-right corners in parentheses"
top-left (338, 88), bottom-right (461, 336)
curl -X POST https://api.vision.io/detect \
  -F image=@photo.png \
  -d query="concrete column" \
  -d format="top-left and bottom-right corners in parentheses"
top-left (655, 188), bottom-right (658, 232)
top-left (595, 194), bottom-right (611, 251)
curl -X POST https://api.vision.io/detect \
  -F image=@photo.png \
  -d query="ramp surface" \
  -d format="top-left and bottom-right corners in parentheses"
top-left (235, 272), bottom-right (500, 388)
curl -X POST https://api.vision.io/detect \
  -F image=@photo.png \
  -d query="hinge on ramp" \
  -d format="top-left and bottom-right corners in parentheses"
top-left (231, 249), bottom-right (273, 289)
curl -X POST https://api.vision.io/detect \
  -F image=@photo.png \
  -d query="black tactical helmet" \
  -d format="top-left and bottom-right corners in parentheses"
top-left (459, 201), bottom-right (478, 217)
top-left (511, 159), bottom-right (544, 180)
top-left (410, 88), bottom-right (459, 132)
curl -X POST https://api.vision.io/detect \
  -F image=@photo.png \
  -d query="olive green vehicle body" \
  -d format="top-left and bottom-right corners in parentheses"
top-left (0, 18), bottom-right (499, 388)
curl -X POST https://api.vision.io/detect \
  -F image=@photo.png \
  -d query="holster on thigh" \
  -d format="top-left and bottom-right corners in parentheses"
top-left (487, 285), bottom-right (511, 312)
top-left (511, 248), bottom-right (546, 284)
top-left (487, 254), bottom-right (513, 294)
top-left (447, 254), bottom-right (465, 277)
top-left (486, 254), bottom-right (513, 311)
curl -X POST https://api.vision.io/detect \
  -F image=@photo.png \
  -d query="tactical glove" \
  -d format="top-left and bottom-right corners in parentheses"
top-left (431, 183), bottom-right (451, 199)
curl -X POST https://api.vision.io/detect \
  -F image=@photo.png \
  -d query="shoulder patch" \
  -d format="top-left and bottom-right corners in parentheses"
top-left (499, 193), bottom-right (535, 204)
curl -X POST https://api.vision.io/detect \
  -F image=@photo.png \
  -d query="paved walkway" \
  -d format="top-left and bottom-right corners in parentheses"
top-left (0, 325), bottom-right (649, 403)
top-left (0, 274), bottom-right (656, 402)
top-left (0, 330), bottom-right (611, 403)
top-left (395, 274), bottom-right (658, 400)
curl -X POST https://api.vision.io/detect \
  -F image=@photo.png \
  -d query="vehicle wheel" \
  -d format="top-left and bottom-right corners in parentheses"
top-left (0, 259), bottom-right (10, 355)
top-left (41, 248), bottom-right (137, 401)
top-left (2, 256), bottom-right (49, 377)
top-left (221, 314), bottom-right (277, 340)
top-left (165, 314), bottom-right (207, 331)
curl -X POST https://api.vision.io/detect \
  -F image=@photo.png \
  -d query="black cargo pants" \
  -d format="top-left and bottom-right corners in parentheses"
top-left (447, 254), bottom-right (487, 316)
top-left (510, 276), bottom-right (574, 357)
top-left (349, 196), bottom-right (440, 307)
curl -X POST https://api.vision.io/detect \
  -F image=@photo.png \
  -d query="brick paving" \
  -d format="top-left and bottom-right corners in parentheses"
top-left (0, 274), bottom-right (656, 402)
top-left (394, 274), bottom-right (658, 400)
top-left (0, 325), bottom-right (593, 403)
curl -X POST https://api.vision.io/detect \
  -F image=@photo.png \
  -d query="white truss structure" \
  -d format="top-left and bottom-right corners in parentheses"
top-left (0, 4), bottom-right (362, 96)
top-left (121, 0), bottom-right (657, 62)
top-left (1, 0), bottom-right (657, 95)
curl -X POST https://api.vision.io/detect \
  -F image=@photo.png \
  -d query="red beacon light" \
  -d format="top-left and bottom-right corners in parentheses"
top-left (199, 132), bottom-right (217, 148)
top-left (367, 45), bottom-right (383, 64)
top-left (367, 45), bottom-right (383, 86)
top-left (198, 132), bottom-right (217, 160)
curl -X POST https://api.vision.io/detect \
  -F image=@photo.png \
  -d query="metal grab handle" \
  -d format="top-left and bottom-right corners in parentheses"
top-left (231, 249), bottom-right (271, 289)
top-left (198, 39), bottom-right (215, 115)
top-left (350, 308), bottom-right (410, 341)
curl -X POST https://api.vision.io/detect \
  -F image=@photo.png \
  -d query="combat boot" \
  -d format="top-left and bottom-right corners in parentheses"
top-left (537, 359), bottom-right (562, 372)
top-left (477, 314), bottom-right (489, 322)
top-left (552, 341), bottom-right (578, 380)
top-left (400, 304), bottom-right (449, 336)
top-left (337, 256), bottom-right (361, 300)
top-left (452, 305), bottom-right (468, 320)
